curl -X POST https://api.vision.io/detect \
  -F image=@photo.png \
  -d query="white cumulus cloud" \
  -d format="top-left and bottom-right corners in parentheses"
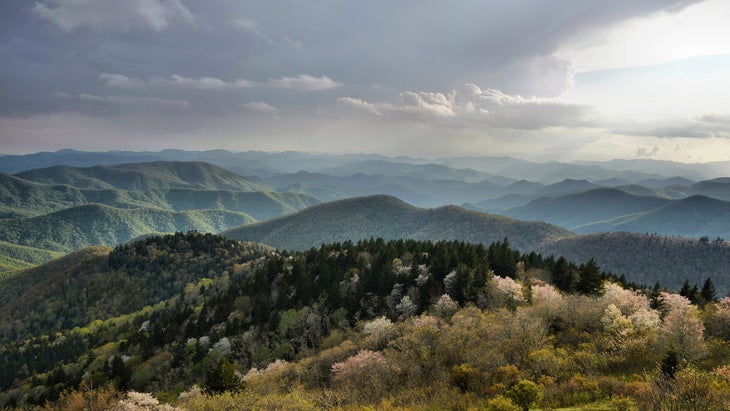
top-left (100, 73), bottom-right (340, 91)
top-left (339, 83), bottom-right (589, 130)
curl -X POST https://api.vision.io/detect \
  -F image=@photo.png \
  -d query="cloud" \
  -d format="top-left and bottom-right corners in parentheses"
top-left (613, 117), bottom-right (730, 139)
top-left (32, 0), bottom-right (194, 32)
top-left (98, 73), bottom-right (146, 89)
top-left (615, 126), bottom-right (712, 139)
top-left (233, 17), bottom-right (275, 45)
top-left (242, 102), bottom-right (278, 114)
top-left (339, 83), bottom-right (589, 130)
top-left (699, 114), bottom-right (730, 125)
top-left (100, 73), bottom-right (340, 91)
top-left (636, 146), bottom-right (660, 158)
top-left (266, 75), bottom-right (343, 91)
top-left (54, 92), bottom-right (189, 109)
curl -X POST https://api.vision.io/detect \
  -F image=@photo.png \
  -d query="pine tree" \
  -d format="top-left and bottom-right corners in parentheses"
top-left (204, 358), bottom-right (241, 394)
top-left (576, 258), bottom-right (602, 296)
top-left (701, 277), bottom-right (717, 305)
top-left (551, 256), bottom-right (574, 292)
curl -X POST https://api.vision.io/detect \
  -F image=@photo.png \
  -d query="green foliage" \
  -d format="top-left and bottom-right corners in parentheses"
top-left (204, 358), bottom-right (241, 394)
top-left (506, 380), bottom-right (542, 411)
top-left (487, 395), bottom-right (520, 411)
top-left (4, 235), bottom-right (730, 410)
top-left (450, 363), bottom-right (480, 393)
top-left (576, 258), bottom-right (603, 296)
top-left (0, 204), bottom-right (257, 253)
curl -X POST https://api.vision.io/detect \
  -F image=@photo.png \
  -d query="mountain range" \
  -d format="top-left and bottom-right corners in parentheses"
top-left (222, 194), bottom-right (572, 252)
top-left (1, 149), bottom-right (729, 294)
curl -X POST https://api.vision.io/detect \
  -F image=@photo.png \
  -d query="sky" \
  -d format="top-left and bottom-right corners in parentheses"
top-left (2, 0), bottom-right (730, 163)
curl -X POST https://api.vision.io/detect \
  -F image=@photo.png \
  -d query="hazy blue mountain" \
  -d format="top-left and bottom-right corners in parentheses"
top-left (577, 195), bottom-right (730, 239)
top-left (504, 188), bottom-right (671, 230)
top-left (222, 194), bottom-right (572, 252)
top-left (4, 149), bottom-right (730, 183)
top-left (534, 179), bottom-right (601, 196)
top-left (259, 171), bottom-right (512, 207)
top-left (15, 161), bottom-right (268, 192)
top-left (686, 178), bottom-right (730, 201)
top-left (578, 158), bottom-right (729, 181)
top-left (319, 159), bottom-right (515, 184)
top-left (637, 176), bottom-right (696, 188)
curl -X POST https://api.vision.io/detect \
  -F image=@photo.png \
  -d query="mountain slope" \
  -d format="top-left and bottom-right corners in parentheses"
top-left (505, 188), bottom-right (671, 230)
top-left (138, 188), bottom-right (320, 221)
top-left (15, 161), bottom-right (268, 192)
top-left (0, 204), bottom-right (257, 252)
top-left (579, 195), bottom-right (730, 238)
top-left (222, 195), bottom-right (573, 251)
top-left (539, 232), bottom-right (730, 295)
top-left (0, 233), bottom-right (274, 343)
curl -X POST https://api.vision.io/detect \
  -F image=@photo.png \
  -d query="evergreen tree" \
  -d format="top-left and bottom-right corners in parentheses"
top-left (701, 277), bottom-right (717, 305)
top-left (661, 349), bottom-right (679, 379)
top-left (551, 256), bottom-right (574, 292)
top-left (204, 358), bottom-right (241, 394)
top-left (575, 258), bottom-right (602, 296)
top-left (109, 355), bottom-right (130, 390)
top-left (679, 279), bottom-right (692, 299)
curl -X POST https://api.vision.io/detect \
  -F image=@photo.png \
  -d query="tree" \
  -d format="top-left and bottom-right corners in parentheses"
top-left (661, 349), bottom-right (679, 379)
top-left (576, 258), bottom-right (602, 296)
top-left (700, 278), bottom-right (717, 305)
top-left (550, 256), bottom-right (574, 293)
top-left (204, 358), bottom-right (241, 394)
top-left (506, 379), bottom-right (542, 411)
top-left (109, 355), bottom-right (130, 390)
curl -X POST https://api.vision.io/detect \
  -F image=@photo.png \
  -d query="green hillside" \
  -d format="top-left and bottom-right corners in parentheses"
top-left (539, 232), bottom-right (730, 295)
top-left (137, 188), bottom-right (320, 221)
top-left (15, 161), bottom-right (268, 192)
top-left (3, 233), bottom-right (730, 410)
top-left (0, 233), bottom-right (274, 343)
top-left (0, 242), bottom-right (65, 279)
top-left (1, 172), bottom-right (319, 220)
top-left (222, 194), bottom-right (573, 252)
top-left (0, 204), bottom-right (257, 252)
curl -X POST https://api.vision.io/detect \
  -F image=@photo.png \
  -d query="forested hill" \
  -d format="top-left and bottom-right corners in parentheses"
top-left (0, 204), bottom-right (257, 252)
top-left (0, 232), bottom-right (275, 343)
top-left (4, 232), bottom-right (730, 410)
top-left (539, 232), bottom-right (730, 295)
top-left (222, 194), bottom-right (573, 251)
top-left (14, 161), bottom-right (267, 192)
top-left (0, 232), bottom-right (599, 407)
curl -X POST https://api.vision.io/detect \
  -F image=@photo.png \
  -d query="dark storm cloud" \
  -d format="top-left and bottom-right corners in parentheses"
top-left (0, 0), bottom-right (705, 152)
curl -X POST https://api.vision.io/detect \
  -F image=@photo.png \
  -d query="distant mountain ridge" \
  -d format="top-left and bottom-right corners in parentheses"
top-left (222, 194), bottom-right (573, 252)
top-left (501, 187), bottom-right (730, 238)
top-left (505, 188), bottom-right (672, 230)
top-left (15, 161), bottom-right (267, 192)
top-left (0, 161), bottom-right (321, 274)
